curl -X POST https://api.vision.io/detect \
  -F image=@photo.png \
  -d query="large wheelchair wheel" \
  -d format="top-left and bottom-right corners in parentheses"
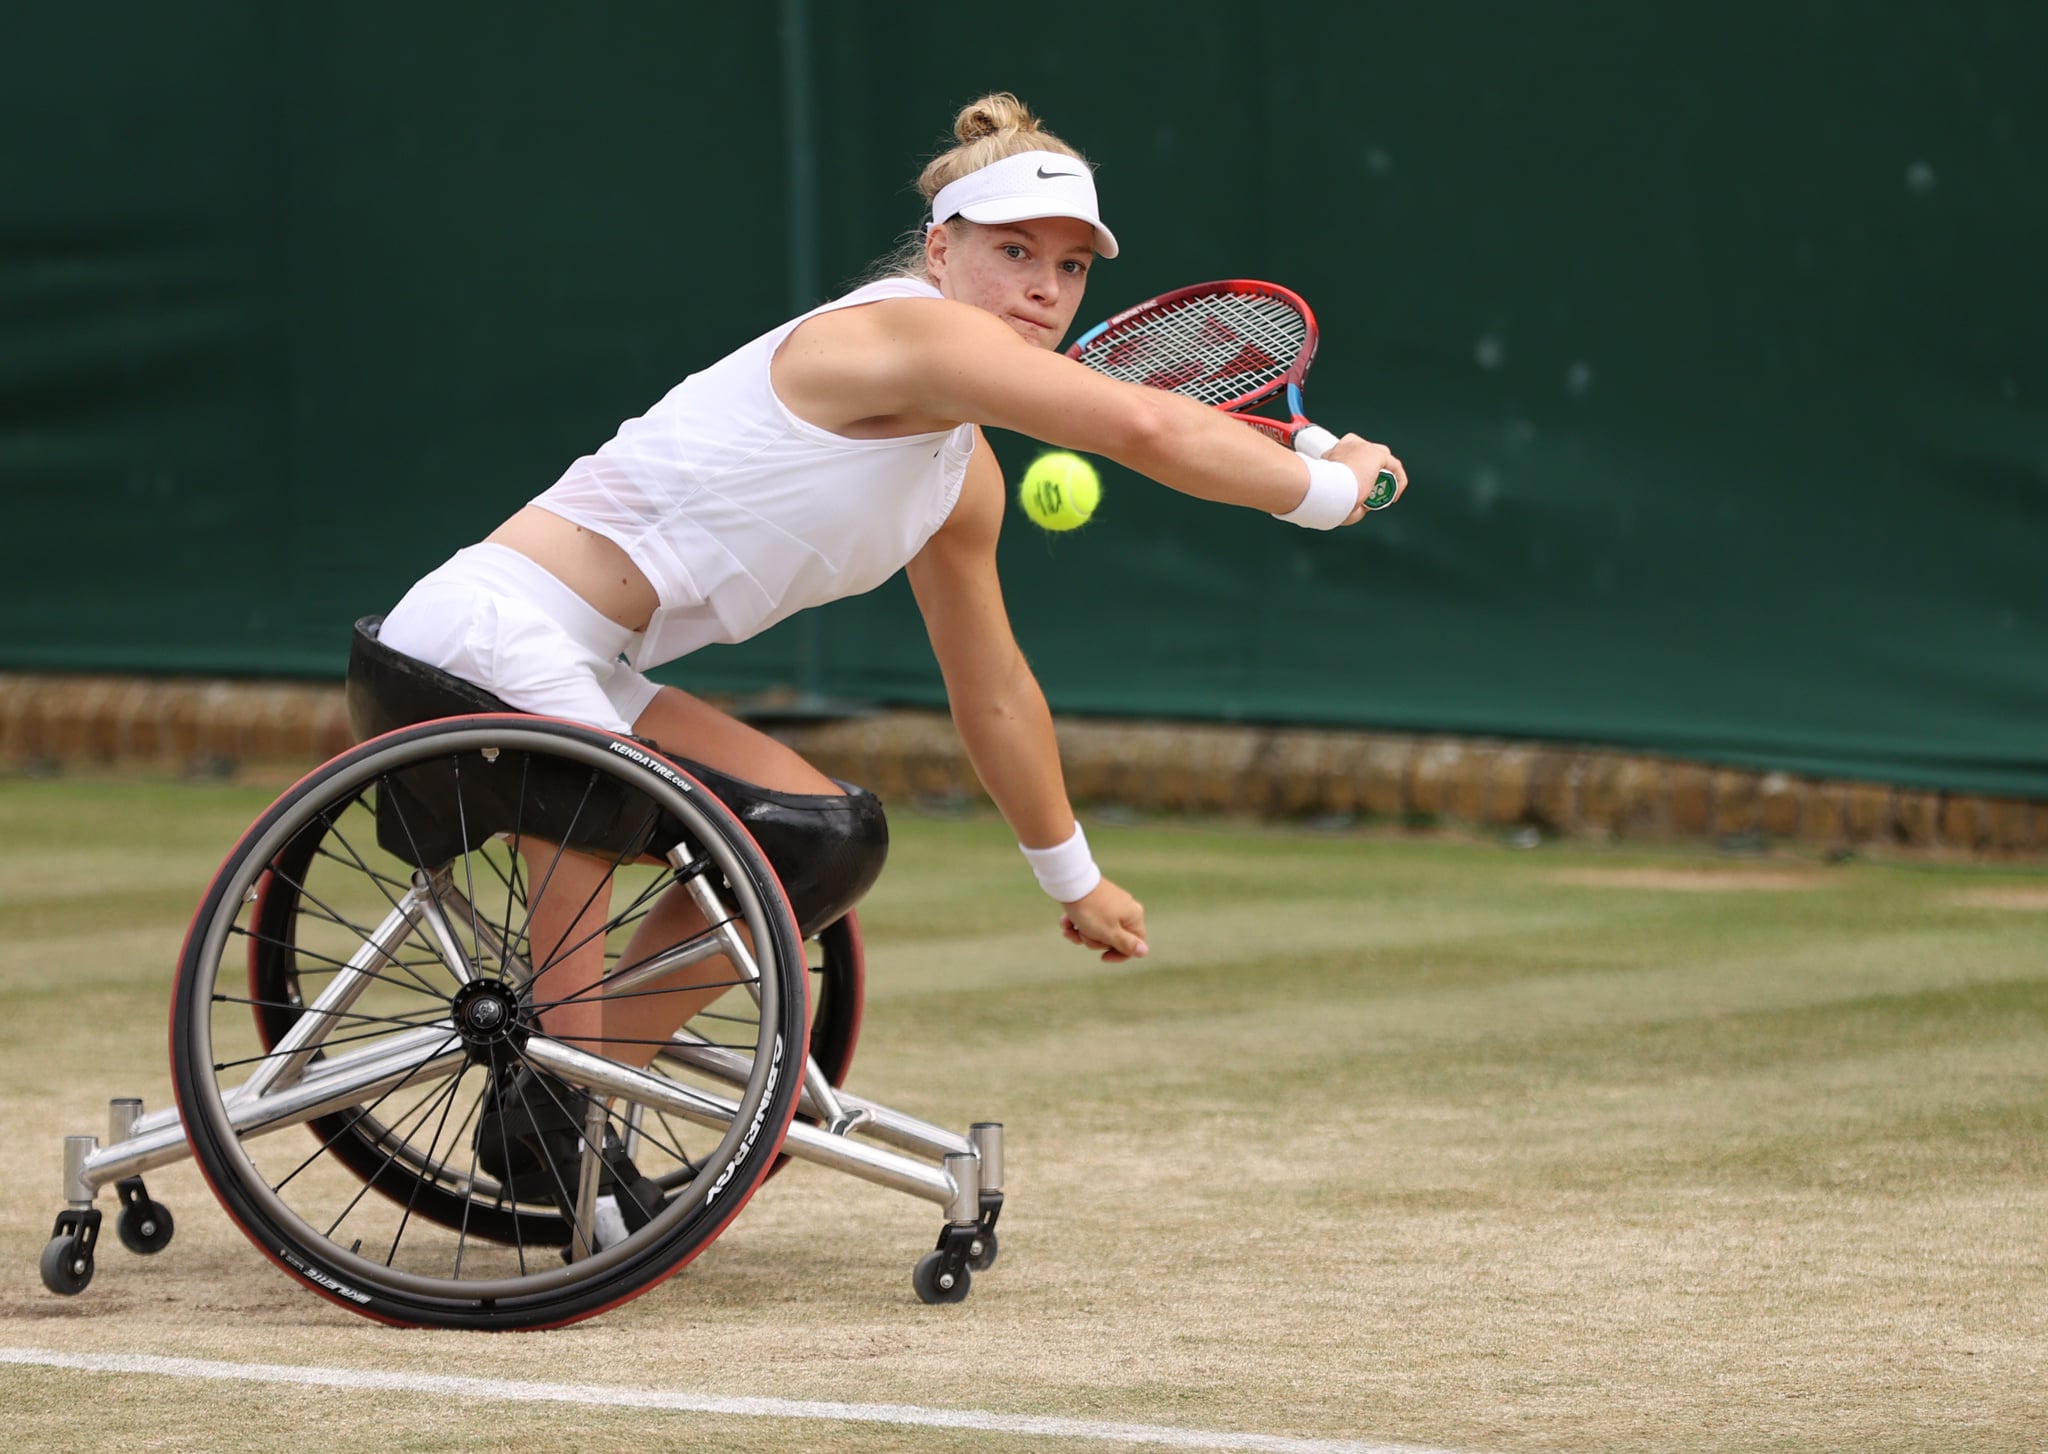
top-left (172, 716), bottom-right (808, 1330)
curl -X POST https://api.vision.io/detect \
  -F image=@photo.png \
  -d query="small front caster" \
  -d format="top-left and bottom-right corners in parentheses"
top-left (966, 1228), bottom-right (999, 1271)
top-left (40, 1209), bottom-right (102, 1296)
top-left (115, 1178), bottom-right (174, 1255)
top-left (912, 1249), bottom-right (971, 1304)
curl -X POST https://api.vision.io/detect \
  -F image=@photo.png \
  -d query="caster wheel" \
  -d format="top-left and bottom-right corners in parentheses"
top-left (912, 1250), bottom-right (971, 1305)
top-left (117, 1198), bottom-right (174, 1255)
top-left (40, 1236), bottom-right (94, 1295)
top-left (967, 1229), bottom-right (999, 1272)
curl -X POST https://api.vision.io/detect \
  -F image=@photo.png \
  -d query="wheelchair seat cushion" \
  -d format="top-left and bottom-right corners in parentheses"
top-left (345, 615), bottom-right (886, 937)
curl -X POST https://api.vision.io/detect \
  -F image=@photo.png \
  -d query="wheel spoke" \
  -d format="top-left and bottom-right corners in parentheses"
top-left (283, 806), bottom-right (454, 1002)
top-left (525, 972), bottom-right (751, 1015)
top-left (265, 1030), bottom-right (466, 1196)
top-left (494, 753), bottom-right (536, 984)
top-left (522, 785), bottom-right (665, 995)
top-left (382, 1065), bottom-right (478, 1266)
top-left (212, 1016), bottom-right (455, 1073)
top-left (318, 1065), bottom-right (471, 1243)
top-left (508, 773), bottom-right (604, 992)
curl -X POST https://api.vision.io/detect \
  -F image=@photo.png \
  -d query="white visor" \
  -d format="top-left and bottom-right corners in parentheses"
top-left (929, 149), bottom-right (1120, 259)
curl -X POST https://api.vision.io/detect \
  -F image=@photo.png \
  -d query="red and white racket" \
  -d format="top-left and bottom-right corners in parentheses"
top-left (1066, 279), bottom-right (1398, 510)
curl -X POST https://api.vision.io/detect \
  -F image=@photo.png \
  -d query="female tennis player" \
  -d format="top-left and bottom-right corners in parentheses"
top-left (379, 92), bottom-right (1406, 1090)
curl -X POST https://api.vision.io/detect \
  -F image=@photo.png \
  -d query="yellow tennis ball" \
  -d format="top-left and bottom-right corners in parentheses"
top-left (1018, 452), bottom-right (1101, 531)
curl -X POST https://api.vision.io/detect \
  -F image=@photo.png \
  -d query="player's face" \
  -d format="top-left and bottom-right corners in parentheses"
top-left (931, 218), bottom-right (1095, 348)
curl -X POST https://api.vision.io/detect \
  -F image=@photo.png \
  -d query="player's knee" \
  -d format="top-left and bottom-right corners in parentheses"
top-left (674, 760), bottom-right (889, 937)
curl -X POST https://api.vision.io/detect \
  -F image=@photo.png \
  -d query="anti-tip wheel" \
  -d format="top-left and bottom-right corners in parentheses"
top-left (912, 1250), bottom-right (971, 1305)
top-left (40, 1236), bottom-right (94, 1296)
top-left (116, 1198), bottom-right (175, 1255)
top-left (967, 1229), bottom-right (999, 1271)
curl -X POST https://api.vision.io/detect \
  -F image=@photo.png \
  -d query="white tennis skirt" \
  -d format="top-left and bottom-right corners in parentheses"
top-left (377, 543), bottom-right (661, 735)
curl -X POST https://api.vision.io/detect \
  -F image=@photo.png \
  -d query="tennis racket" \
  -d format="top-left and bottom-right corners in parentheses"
top-left (1066, 279), bottom-right (1399, 510)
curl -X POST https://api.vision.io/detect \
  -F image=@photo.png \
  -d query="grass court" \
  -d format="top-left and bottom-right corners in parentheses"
top-left (1, 774), bottom-right (2043, 1452)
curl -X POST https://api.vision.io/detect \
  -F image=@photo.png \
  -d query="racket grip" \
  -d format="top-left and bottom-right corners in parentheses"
top-left (1295, 424), bottom-right (1401, 509)
top-left (1293, 424), bottom-right (1340, 458)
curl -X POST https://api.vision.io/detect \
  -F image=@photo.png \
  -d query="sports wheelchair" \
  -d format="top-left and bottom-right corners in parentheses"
top-left (39, 619), bottom-right (1003, 1329)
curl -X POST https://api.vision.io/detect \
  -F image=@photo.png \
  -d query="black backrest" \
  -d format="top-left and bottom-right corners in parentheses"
top-left (344, 616), bottom-right (662, 868)
top-left (347, 615), bottom-right (515, 743)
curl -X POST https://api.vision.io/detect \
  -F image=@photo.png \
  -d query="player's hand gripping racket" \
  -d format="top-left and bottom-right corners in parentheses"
top-left (1066, 279), bottom-right (1399, 510)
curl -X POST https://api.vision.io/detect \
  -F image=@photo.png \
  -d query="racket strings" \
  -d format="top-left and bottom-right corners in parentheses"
top-left (1077, 294), bottom-right (1307, 407)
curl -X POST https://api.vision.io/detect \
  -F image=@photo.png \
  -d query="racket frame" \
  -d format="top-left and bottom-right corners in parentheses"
top-left (1068, 278), bottom-right (1396, 508)
top-left (1066, 278), bottom-right (1321, 419)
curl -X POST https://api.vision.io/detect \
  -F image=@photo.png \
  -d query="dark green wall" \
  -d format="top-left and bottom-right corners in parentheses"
top-left (3, 4), bottom-right (2043, 794)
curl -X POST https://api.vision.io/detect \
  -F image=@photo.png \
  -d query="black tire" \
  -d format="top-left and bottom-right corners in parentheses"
top-left (911, 1249), bottom-right (971, 1305)
top-left (805, 912), bottom-right (865, 1086)
top-left (40, 1236), bottom-right (93, 1295)
top-left (115, 1198), bottom-right (175, 1255)
top-left (967, 1229), bottom-right (999, 1272)
top-left (172, 716), bottom-right (809, 1330)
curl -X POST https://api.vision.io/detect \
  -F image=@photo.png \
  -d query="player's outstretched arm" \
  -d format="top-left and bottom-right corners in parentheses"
top-left (905, 435), bottom-right (1148, 962)
top-left (803, 299), bottom-right (1393, 523)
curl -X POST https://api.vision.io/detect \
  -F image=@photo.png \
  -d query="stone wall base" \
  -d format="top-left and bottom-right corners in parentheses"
top-left (3, 673), bottom-right (2041, 856)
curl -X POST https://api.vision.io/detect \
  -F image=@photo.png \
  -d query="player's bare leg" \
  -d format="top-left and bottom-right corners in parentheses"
top-left (486, 839), bottom-right (678, 1232)
top-left (518, 841), bottom-right (615, 1057)
top-left (519, 842), bottom-right (750, 1068)
top-left (631, 685), bottom-right (844, 800)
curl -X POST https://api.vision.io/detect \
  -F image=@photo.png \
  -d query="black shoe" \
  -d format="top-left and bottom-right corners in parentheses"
top-left (475, 1068), bottom-right (668, 1237)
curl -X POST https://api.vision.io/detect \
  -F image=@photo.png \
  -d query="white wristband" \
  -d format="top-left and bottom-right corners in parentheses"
top-left (1020, 822), bottom-right (1103, 903)
top-left (1274, 456), bottom-right (1357, 530)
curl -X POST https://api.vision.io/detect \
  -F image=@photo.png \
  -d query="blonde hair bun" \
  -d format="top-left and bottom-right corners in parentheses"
top-left (917, 92), bottom-right (1086, 204)
top-left (953, 92), bottom-right (1040, 146)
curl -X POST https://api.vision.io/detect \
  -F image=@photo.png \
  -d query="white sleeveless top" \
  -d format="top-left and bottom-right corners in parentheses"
top-left (532, 278), bottom-right (976, 669)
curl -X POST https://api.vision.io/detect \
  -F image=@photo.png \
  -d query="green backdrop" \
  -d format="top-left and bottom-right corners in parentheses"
top-left (3, 3), bottom-right (2043, 796)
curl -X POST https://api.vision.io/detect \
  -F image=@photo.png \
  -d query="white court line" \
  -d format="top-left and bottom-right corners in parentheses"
top-left (0, 1346), bottom-right (1482, 1454)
